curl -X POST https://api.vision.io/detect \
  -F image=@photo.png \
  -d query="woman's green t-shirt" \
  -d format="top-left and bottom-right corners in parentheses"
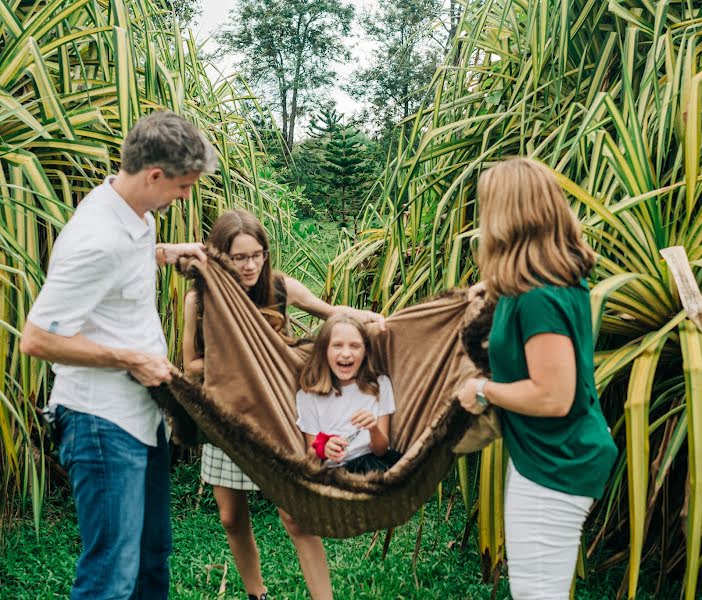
top-left (488, 280), bottom-right (617, 499)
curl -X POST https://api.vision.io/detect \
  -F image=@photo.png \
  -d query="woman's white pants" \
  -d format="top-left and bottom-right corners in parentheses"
top-left (504, 459), bottom-right (594, 600)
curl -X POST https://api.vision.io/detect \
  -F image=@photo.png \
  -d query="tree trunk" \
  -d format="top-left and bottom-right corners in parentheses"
top-left (449, 0), bottom-right (459, 41)
top-left (288, 86), bottom-right (298, 148)
top-left (450, 0), bottom-right (462, 66)
top-left (402, 79), bottom-right (410, 119)
top-left (285, 14), bottom-right (308, 151)
top-left (280, 85), bottom-right (290, 152)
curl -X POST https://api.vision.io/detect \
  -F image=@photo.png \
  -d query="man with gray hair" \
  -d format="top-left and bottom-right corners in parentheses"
top-left (21, 111), bottom-right (217, 599)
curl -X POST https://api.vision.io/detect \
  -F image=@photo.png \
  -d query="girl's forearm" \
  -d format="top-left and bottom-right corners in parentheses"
top-left (368, 427), bottom-right (389, 456)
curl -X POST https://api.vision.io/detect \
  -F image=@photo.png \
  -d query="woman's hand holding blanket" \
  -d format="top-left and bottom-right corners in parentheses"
top-left (457, 378), bottom-right (487, 415)
top-left (336, 306), bottom-right (386, 331)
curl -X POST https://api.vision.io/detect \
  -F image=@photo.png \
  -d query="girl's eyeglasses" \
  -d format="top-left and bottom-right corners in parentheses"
top-left (230, 250), bottom-right (269, 266)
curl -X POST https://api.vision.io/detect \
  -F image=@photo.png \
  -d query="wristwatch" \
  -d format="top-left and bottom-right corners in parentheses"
top-left (476, 378), bottom-right (490, 408)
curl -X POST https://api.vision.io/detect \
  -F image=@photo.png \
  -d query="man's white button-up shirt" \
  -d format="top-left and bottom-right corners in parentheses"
top-left (27, 177), bottom-right (167, 446)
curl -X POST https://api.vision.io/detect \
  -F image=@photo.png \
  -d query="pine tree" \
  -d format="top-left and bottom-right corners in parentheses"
top-left (308, 106), bottom-right (342, 142)
top-left (291, 108), bottom-right (376, 224)
top-left (289, 107), bottom-right (341, 216)
top-left (324, 124), bottom-right (373, 228)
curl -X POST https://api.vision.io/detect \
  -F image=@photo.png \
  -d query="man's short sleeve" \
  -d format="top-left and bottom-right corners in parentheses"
top-left (377, 375), bottom-right (396, 416)
top-left (27, 243), bottom-right (118, 337)
top-left (517, 287), bottom-right (572, 344)
top-left (296, 390), bottom-right (320, 435)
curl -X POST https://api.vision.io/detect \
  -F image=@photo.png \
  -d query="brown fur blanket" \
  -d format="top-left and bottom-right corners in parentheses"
top-left (152, 250), bottom-right (499, 537)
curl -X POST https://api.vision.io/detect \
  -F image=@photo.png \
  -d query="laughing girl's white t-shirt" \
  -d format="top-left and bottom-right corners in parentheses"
top-left (296, 375), bottom-right (395, 464)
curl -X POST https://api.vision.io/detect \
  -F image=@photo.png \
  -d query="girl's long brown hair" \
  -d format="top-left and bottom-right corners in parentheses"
top-left (299, 314), bottom-right (383, 398)
top-left (477, 158), bottom-right (595, 298)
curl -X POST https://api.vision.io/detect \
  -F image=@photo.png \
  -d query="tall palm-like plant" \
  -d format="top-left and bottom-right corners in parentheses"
top-left (0, 0), bottom-right (307, 535)
top-left (329, 1), bottom-right (702, 598)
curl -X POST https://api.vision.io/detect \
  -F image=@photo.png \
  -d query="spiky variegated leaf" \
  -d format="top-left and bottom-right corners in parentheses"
top-left (0, 0), bottom-right (316, 534)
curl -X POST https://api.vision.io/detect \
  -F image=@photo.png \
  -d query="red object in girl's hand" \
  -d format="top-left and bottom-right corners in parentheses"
top-left (312, 432), bottom-right (332, 459)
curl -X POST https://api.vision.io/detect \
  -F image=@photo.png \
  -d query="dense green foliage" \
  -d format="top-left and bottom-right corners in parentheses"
top-left (168, 0), bottom-right (201, 25)
top-left (292, 107), bottom-right (377, 225)
top-left (0, 0), bottom-right (321, 535)
top-left (326, 1), bottom-right (702, 598)
top-left (348, 0), bottom-right (447, 150)
top-left (324, 123), bottom-right (374, 227)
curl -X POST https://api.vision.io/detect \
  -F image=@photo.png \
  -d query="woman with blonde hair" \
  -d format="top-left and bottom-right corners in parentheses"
top-left (183, 209), bottom-right (383, 600)
top-left (457, 158), bottom-right (617, 599)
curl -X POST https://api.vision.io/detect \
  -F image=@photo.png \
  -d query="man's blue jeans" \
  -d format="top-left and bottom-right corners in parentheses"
top-left (56, 406), bottom-right (172, 600)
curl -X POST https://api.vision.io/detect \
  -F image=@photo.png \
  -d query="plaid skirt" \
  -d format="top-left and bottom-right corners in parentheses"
top-left (200, 443), bottom-right (259, 491)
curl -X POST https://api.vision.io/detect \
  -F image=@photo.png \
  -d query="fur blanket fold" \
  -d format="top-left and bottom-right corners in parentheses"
top-left (152, 250), bottom-right (500, 538)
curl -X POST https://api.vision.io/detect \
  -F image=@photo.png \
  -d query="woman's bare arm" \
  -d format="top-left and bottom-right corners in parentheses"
top-left (458, 333), bottom-right (577, 417)
top-left (284, 277), bottom-right (385, 328)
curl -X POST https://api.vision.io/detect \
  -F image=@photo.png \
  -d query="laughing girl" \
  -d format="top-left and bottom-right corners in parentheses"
top-left (296, 315), bottom-right (401, 474)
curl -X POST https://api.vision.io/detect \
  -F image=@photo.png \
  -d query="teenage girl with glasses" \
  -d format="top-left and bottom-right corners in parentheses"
top-left (182, 209), bottom-right (384, 600)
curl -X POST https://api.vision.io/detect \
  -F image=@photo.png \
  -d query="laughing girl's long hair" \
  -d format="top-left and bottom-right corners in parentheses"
top-left (299, 314), bottom-right (383, 397)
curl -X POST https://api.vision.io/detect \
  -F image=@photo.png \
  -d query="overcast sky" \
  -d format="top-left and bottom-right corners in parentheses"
top-left (190, 0), bottom-right (380, 118)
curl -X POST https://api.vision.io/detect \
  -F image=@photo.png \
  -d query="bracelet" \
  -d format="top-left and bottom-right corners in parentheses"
top-left (312, 432), bottom-right (332, 459)
top-left (476, 378), bottom-right (490, 408)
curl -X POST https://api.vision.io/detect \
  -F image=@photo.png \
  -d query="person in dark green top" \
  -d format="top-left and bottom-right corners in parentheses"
top-left (457, 158), bottom-right (617, 599)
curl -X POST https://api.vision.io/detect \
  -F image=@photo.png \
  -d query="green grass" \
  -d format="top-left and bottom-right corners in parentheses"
top-left (0, 462), bottom-right (680, 599)
top-left (293, 218), bottom-right (341, 264)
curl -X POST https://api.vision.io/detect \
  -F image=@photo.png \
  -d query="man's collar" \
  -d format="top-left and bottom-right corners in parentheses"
top-left (103, 176), bottom-right (151, 240)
